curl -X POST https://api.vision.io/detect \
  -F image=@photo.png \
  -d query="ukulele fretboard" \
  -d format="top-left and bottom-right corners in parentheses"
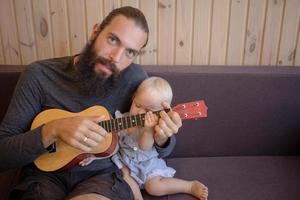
top-left (99, 109), bottom-right (170, 132)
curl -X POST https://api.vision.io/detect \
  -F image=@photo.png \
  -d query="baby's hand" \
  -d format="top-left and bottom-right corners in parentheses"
top-left (144, 111), bottom-right (158, 128)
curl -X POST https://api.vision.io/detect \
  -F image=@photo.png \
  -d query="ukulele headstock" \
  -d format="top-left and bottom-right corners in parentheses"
top-left (172, 100), bottom-right (208, 120)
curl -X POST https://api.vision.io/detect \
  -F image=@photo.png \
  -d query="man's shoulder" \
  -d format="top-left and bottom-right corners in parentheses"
top-left (28, 56), bottom-right (72, 69)
top-left (122, 63), bottom-right (148, 80)
top-left (24, 56), bottom-right (72, 75)
top-left (19, 56), bottom-right (72, 84)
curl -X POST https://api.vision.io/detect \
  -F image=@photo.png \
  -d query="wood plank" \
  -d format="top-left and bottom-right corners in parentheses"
top-left (14, 0), bottom-right (37, 64)
top-left (295, 26), bottom-right (300, 66)
top-left (210, 0), bottom-right (230, 65)
top-left (261, 0), bottom-right (284, 65)
top-left (86, 0), bottom-right (103, 40)
top-left (192, 0), bottom-right (212, 65)
top-left (121, 0), bottom-right (138, 7)
top-left (0, 29), bottom-right (5, 64)
top-left (158, 0), bottom-right (175, 65)
top-left (0, 0), bottom-right (21, 64)
top-left (32, 0), bottom-right (54, 60)
top-left (67, 0), bottom-right (86, 55)
top-left (50, 0), bottom-right (70, 57)
top-left (103, 0), bottom-right (121, 17)
top-left (277, 0), bottom-right (300, 66)
top-left (175, 0), bottom-right (193, 65)
top-left (243, 0), bottom-right (267, 65)
top-left (226, 0), bottom-right (248, 65)
top-left (140, 0), bottom-right (157, 65)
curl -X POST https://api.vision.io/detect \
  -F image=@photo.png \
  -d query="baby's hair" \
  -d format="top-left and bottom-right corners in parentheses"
top-left (135, 76), bottom-right (173, 104)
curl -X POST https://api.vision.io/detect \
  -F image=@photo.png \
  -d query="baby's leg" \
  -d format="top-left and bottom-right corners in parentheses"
top-left (121, 166), bottom-right (144, 200)
top-left (144, 176), bottom-right (208, 200)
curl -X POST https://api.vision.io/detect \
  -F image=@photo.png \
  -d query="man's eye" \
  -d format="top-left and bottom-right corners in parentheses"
top-left (126, 49), bottom-right (138, 59)
top-left (108, 36), bottom-right (117, 45)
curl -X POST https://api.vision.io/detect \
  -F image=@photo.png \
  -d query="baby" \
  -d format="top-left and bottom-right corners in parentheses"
top-left (111, 76), bottom-right (208, 200)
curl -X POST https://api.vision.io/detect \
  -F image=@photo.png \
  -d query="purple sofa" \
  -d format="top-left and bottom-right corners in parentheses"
top-left (0, 64), bottom-right (300, 200)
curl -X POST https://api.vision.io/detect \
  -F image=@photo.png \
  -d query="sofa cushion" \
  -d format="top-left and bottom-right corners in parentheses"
top-left (146, 156), bottom-right (300, 200)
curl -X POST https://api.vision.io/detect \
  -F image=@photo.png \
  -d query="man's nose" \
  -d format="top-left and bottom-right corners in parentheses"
top-left (110, 47), bottom-right (124, 63)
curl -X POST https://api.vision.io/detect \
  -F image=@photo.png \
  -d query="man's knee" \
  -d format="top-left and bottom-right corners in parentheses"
top-left (10, 179), bottom-right (65, 200)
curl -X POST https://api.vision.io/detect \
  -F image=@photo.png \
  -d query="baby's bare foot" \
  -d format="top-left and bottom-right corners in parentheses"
top-left (191, 180), bottom-right (208, 200)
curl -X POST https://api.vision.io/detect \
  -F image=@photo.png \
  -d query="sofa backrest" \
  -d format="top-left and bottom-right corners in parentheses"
top-left (0, 65), bottom-right (24, 122)
top-left (1, 65), bottom-right (300, 158)
top-left (144, 65), bottom-right (300, 158)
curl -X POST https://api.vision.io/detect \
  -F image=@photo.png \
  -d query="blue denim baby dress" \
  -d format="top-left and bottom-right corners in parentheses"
top-left (112, 111), bottom-right (176, 188)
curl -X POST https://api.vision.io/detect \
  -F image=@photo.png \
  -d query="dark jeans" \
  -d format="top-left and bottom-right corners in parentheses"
top-left (10, 163), bottom-right (134, 200)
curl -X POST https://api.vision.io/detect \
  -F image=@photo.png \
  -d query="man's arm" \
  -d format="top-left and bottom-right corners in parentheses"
top-left (155, 135), bottom-right (176, 158)
top-left (0, 67), bottom-right (47, 170)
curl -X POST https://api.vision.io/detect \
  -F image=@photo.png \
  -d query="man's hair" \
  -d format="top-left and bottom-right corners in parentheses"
top-left (100, 6), bottom-right (149, 47)
top-left (136, 77), bottom-right (173, 104)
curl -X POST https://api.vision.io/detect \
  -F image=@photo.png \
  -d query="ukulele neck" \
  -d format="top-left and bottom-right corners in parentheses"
top-left (99, 109), bottom-right (170, 132)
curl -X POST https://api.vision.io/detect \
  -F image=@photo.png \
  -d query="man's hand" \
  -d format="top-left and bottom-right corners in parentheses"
top-left (154, 102), bottom-right (182, 147)
top-left (41, 115), bottom-right (107, 152)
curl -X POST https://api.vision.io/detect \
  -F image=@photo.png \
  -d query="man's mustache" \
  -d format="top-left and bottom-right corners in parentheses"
top-left (92, 56), bottom-right (118, 73)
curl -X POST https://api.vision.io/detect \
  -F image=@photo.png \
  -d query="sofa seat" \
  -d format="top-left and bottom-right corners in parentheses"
top-left (143, 156), bottom-right (300, 200)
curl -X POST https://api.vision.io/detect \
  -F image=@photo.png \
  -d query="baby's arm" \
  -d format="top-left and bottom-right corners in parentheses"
top-left (139, 112), bottom-right (158, 150)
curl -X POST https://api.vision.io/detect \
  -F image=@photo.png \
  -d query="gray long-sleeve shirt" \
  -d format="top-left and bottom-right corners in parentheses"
top-left (0, 56), bottom-right (175, 171)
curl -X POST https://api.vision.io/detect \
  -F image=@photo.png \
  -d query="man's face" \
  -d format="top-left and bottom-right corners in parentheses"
top-left (92, 15), bottom-right (148, 78)
top-left (75, 15), bottom-right (148, 95)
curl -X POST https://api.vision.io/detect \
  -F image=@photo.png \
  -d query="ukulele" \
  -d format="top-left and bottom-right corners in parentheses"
top-left (31, 100), bottom-right (208, 172)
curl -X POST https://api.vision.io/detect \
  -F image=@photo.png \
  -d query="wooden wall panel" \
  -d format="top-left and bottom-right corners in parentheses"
top-left (261, 0), bottom-right (284, 65)
top-left (0, 29), bottom-right (5, 64)
top-left (192, 0), bottom-right (212, 65)
top-left (0, 0), bottom-right (21, 64)
top-left (32, 0), bottom-right (54, 60)
top-left (15, 0), bottom-right (37, 64)
top-left (209, 0), bottom-right (230, 65)
top-left (50, 0), bottom-right (70, 57)
top-left (140, 0), bottom-right (157, 64)
top-left (67, 0), bottom-right (86, 55)
top-left (277, 0), bottom-right (300, 66)
top-left (1, 0), bottom-right (300, 66)
top-left (122, 0), bottom-right (139, 7)
top-left (103, 0), bottom-right (121, 17)
top-left (243, 0), bottom-right (267, 65)
top-left (226, 0), bottom-right (248, 65)
top-left (85, 0), bottom-right (103, 42)
top-left (175, 0), bottom-right (193, 65)
top-left (158, 0), bottom-right (176, 65)
top-left (295, 27), bottom-right (300, 66)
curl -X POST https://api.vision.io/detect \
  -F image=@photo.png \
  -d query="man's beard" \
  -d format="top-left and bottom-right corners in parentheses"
top-left (74, 41), bottom-right (120, 96)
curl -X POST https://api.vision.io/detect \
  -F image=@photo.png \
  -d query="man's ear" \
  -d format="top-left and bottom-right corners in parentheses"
top-left (88, 23), bottom-right (100, 41)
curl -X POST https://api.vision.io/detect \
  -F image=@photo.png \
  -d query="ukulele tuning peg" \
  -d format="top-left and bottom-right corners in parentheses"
top-left (181, 104), bottom-right (186, 109)
top-left (197, 112), bottom-right (202, 116)
top-left (194, 102), bottom-right (199, 106)
top-left (181, 113), bottom-right (188, 118)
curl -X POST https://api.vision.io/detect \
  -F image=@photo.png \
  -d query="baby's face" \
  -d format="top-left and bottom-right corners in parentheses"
top-left (129, 90), bottom-right (163, 116)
